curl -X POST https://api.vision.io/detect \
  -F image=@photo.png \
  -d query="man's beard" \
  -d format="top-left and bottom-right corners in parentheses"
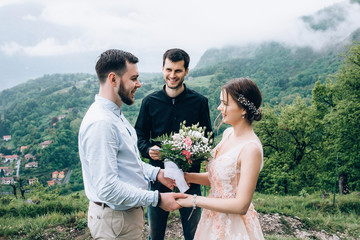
top-left (118, 82), bottom-right (134, 105)
top-left (166, 77), bottom-right (184, 89)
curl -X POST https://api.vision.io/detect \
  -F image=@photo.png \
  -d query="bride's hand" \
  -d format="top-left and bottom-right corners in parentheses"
top-left (184, 172), bottom-right (192, 187)
top-left (176, 194), bottom-right (193, 208)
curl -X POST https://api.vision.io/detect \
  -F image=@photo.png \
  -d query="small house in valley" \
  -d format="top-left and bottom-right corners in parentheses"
top-left (1, 177), bottom-right (14, 184)
top-left (47, 180), bottom-right (55, 186)
top-left (3, 135), bottom-right (11, 141)
top-left (25, 162), bottom-right (38, 168)
top-left (3, 155), bottom-right (19, 164)
top-left (40, 140), bottom-right (53, 149)
top-left (24, 153), bottom-right (36, 162)
top-left (29, 178), bottom-right (38, 185)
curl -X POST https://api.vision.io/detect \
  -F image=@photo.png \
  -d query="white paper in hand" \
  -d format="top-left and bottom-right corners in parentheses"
top-left (164, 160), bottom-right (189, 193)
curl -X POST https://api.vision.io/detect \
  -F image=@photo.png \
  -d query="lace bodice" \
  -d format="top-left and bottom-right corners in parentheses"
top-left (207, 128), bottom-right (263, 199)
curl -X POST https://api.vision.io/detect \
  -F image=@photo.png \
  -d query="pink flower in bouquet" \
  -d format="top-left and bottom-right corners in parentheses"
top-left (184, 136), bottom-right (192, 147)
top-left (182, 150), bottom-right (191, 160)
top-left (152, 121), bottom-right (213, 172)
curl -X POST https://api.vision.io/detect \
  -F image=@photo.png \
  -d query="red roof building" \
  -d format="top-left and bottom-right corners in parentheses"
top-left (1, 177), bottom-right (14, 184)
top-left (3, 135), bottom-right (11, 141)
top-left (4, 169), bottom-right (14, 176)
top-left (29, 178), bottom-right (38, 185)
top-left (20, 146), bottom-right (28, 152)
top-left (47, 180), bottom-right (55, 186)
top-left (52, 171), bottom-right (59, 179)
top-left (40, 140), bottom-right (53, 149)
top-left (25, 162), bottom-right (38, 168)
top-left (24, 153), bottom-right (36, 162)
top-left (58, 171), bottom-right (65, 179)
top-left (3, 155), bottom-right (19, 163)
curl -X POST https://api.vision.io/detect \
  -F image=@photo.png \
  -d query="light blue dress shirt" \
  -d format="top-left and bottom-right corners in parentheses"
top-left (79, 95), bottom-right (160, 210)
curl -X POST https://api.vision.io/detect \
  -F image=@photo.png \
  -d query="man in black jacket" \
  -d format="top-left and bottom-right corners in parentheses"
top-left (135, 48), bottom-right (212, 240)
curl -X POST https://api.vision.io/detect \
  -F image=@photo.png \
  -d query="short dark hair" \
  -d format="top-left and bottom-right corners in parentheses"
top-left (95, 49), bottom-right (138, 83)
top-left (162, 48), bottom-right (190, 70)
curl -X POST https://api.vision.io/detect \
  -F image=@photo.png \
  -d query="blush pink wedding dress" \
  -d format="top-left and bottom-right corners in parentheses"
top-left (194, 128), bottom-right (264, 240)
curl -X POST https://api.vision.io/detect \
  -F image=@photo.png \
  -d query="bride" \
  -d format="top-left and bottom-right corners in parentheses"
top-left (177, 78), bottom-right (265, 239)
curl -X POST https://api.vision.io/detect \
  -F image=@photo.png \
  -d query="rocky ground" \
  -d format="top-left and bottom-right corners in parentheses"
top-left (141, 213), bottom-right (356, 240)
top-left (6, 212), bottom-right (357, 240)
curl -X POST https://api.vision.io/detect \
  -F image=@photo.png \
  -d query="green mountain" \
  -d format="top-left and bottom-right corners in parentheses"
top-left (1, 5), bottom-right (360, 194)
top-left (192, 0), bottom-right (360, 105)
top-left (0, 72), bottom-right (162, 192)
top-left (192, 29), bottom-right (360, 105)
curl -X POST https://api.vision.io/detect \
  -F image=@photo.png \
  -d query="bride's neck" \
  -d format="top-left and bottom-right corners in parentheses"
top-left (232, 121), bottom-right (253, 138)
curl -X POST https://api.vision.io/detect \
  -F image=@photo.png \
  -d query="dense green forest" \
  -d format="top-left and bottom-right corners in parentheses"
top-left (0, 35), bottom-right (359, 197)
top-left (199, 41), bottom-right (360, 195)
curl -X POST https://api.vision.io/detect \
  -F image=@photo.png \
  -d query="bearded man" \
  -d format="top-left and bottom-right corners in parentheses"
top-left (78, 49), bottom-right (185, 240)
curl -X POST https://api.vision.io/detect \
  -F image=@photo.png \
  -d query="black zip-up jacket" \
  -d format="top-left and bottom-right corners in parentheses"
top-left (135, 84), bottom-right (213, 173)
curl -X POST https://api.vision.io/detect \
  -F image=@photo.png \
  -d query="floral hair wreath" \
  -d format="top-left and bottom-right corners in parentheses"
top-left (237, 94), bottom-right (260, 116)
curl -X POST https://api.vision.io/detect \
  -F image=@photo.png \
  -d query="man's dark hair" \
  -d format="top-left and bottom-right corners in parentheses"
top-left (95, 49), bottom-right (138, 83)
top-left (162, 48), bottom-right (190, 70)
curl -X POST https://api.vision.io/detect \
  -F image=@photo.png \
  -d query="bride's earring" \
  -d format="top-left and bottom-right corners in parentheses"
top-left (241, 115), bottom-right (245, 119)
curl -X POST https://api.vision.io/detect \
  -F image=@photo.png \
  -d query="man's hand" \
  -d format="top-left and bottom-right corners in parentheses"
top-left (159, 192), bottom-right (187, 212)
top-left (157, 169), bottom-right (175, 190)
top-left (149, 145), bottom-right (161, 160)
top-left (176, 194), bottom-right (193, 208)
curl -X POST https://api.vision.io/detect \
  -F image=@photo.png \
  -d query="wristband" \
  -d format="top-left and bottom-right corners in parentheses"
top-left (156, 191), bottom-right (161, 207)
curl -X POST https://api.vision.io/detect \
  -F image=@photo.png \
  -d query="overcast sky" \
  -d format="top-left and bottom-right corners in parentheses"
top-left (1, 0), bottom-right (359, 91)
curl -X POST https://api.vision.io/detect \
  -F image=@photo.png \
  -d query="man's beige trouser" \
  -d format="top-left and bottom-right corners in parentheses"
top-left (88, 201), bottom-right (144, 240)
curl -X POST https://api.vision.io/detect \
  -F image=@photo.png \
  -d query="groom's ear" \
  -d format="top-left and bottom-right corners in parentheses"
top-left (107, 72), bottom-right (118, 88)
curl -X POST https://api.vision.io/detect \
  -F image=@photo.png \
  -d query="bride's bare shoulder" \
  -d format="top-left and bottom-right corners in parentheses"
top-left (239, 142), bottom-right (262, 166)
top-left (222, 127), bottom-right (233, 138)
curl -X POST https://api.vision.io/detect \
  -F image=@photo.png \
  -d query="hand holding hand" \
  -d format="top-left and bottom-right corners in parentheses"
top-left (157, 169), bottom-right (175, 190)
top-left (176, 194), bottom-right (193, 208)
top-left (159, 192), bottom-right (187, 212)
top-left (149, 145), bottom-right (161, 160)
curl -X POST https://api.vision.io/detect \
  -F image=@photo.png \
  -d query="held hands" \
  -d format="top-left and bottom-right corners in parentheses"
top-left (159, 192), bottom-right (187, 212)
top-left (176, 194), bottom-right (194, 208)
top-left (149, 145), bottom-right (161, 160)
top-left (156, 170), bottom-right (189, 212)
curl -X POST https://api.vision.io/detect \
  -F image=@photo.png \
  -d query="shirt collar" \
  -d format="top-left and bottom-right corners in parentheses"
top-left (162, 84), bottom-right (188, 101)
top-left (95, 95), bottom-right (122, 117)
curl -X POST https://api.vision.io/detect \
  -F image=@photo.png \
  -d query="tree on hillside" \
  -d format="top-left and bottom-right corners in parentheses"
top-left (41, 127), bottom-right (79, 170)
top-left (255, 100), bottom-right (324, 194)
top-left (313, 42), bottom-right (360, 192)
top-left (254, 42), bottom-right (360, 195)
top-left (9, 182), bottom-right (17, 199)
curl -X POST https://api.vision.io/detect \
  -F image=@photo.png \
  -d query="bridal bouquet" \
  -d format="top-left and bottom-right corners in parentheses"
top-left (154, 121), bottom-right (213, 192)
